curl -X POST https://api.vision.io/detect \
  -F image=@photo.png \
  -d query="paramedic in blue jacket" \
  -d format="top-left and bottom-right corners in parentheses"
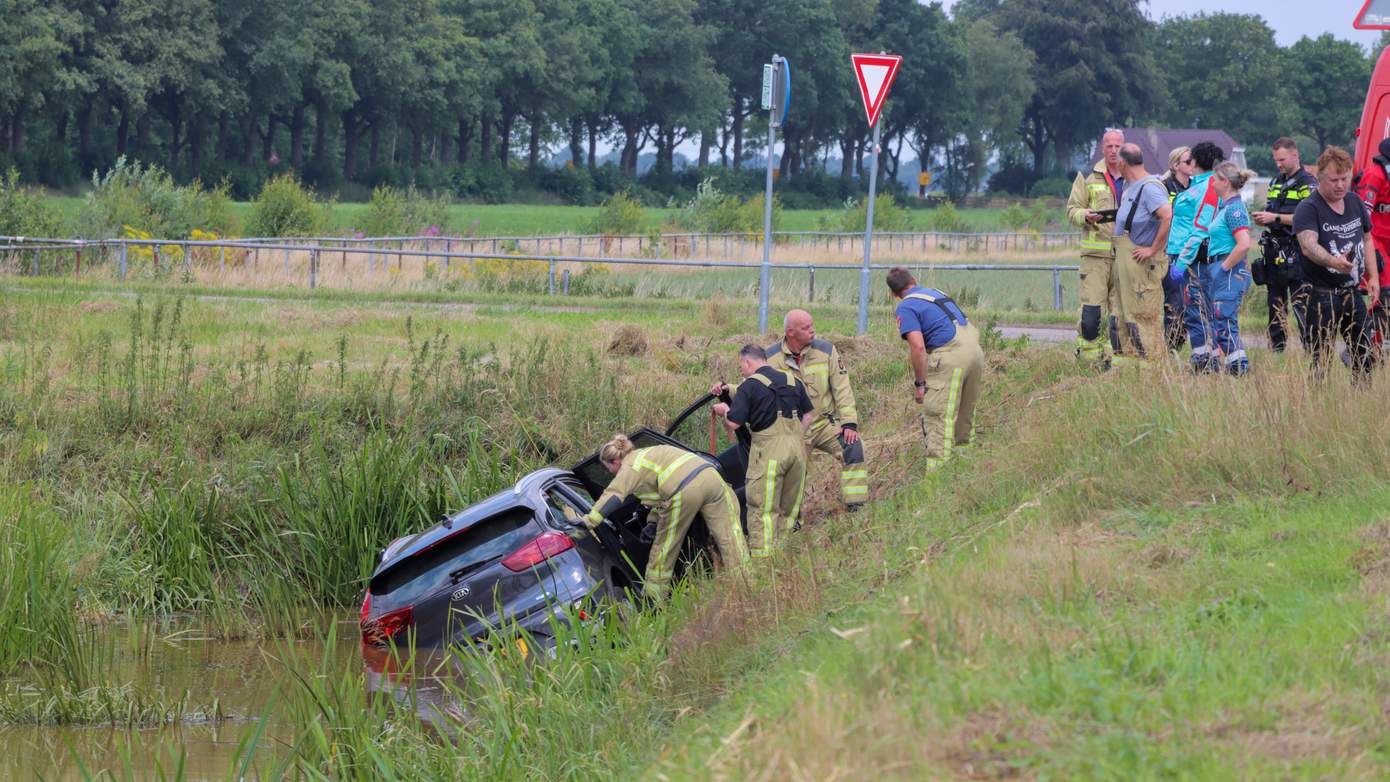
top-left (1171, 162), bottom-right (1256, 375)
top-left (1167, 142), bottom-right (1224, 371)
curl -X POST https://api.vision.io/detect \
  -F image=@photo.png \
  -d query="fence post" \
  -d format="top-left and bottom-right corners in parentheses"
top-left (75, 247), bottom-right (81, 277)
top-left (183, 242), bottom-right (192, 276)
top-left (219, 245), bottom-right (226, 273)
top-left (154, 247), bottom-right (161, 273)
top-left (562, 268), bottom-right (570, 295)
top-left (31, 248), bottom-right (39, 276)
top-left (548, 259), bottom-right (556, 295)
top-left (577, 236), bottom-right (584, 256)
top-left (1052, 269), bottom-right (1063, 311)
top-left (444, 239), bottom-right (452, 272)
top-left (309, 250), bottom-right (318, 289)
top-left (808, 266), bottom-right (816, 303)
top-left (283, 247), bottom-right (290, 274)
top-left (119, 242), bottom-right (128, 279)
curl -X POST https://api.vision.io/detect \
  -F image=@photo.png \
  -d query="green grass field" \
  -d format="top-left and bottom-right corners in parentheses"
top-left (43, 196), bottom-right (1029, 237)
top-left (2, 279), bottom-right (1382, 778)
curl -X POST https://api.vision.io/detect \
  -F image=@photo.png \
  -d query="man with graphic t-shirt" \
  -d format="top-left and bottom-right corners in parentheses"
top-left (1293, 146), bottom-right (1381, 379)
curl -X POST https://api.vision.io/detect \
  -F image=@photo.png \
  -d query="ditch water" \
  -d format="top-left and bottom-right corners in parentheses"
top-left (0, 618), bottom-right (458, 780)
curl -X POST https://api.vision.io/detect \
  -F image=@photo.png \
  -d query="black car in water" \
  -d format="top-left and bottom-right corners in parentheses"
top-left (359, 394), bottom-right (748, 651)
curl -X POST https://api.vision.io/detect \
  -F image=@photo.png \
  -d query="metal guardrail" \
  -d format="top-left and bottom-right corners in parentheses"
top-left (0, 236), bottom-right (1079, 311)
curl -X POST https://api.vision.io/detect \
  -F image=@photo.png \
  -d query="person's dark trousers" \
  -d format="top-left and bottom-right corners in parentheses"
top-left (1298, 283), bottom-right (1375, 380)
top-left (1266, 274), bottom-right (1304, 353)
top-left (1162, 258), bottom-right (1186, 351)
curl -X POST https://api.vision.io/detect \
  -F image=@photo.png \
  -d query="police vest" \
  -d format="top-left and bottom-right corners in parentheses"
top-left (1264, 169), bottom-right (1315, 241)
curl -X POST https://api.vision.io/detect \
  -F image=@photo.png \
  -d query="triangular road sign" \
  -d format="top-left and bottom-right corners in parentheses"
top-left (851, 53), bottom-right (902, 128)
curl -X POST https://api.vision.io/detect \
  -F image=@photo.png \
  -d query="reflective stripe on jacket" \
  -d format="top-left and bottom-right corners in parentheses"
top-left (1067, 160), bottom-right (1120, 258)
top-left (765, 339), bottom-right (858, 430)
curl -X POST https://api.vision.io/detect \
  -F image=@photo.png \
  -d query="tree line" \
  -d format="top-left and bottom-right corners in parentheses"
top-left (0, 0), bottom-right (1375, 204)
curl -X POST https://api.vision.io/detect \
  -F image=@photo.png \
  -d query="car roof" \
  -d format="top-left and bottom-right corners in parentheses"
top-left (373, 467), bottom-right (572, 575)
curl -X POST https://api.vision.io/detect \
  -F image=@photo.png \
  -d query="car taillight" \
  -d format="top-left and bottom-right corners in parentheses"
top-left (360, 605), bottom-right (412, 646)
top-left (501, 531), bottom-right (575, 572)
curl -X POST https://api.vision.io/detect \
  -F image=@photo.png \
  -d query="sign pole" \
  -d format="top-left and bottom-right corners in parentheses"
top-left (759, 103), bottom-right (775, 335)
top-left (758, 54), bottom-right (783, 336)
top-left (857, 119), bottom-right (881, 336)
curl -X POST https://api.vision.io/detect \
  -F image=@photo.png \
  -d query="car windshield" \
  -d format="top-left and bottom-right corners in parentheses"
top-left (370, 507), bottom-right (535, 597)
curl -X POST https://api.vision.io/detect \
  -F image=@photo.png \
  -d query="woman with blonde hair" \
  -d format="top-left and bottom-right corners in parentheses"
top-left (584, 434), bottom-right (747, 599)
top-left (1164, 145), bottom-right (1195, 200)
top-left (1177, 161), bottom-right (1257, 374)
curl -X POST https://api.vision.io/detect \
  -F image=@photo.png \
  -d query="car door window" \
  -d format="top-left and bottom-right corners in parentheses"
top-left (544, 484), bottom-right (589, 528)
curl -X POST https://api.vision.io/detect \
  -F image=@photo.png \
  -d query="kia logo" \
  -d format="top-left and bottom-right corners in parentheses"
top-left (451, 586), bottom-right (470, 600)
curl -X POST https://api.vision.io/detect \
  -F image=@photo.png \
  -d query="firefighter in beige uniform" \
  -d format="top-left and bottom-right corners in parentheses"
top-left (712, 344), bottom-right (815, 557)
top-left (764, 309), bottom-right (868, 509)
top-left (585, 436), bottom-right (748, 599)
top-left (1066, 128), bottom-right (1125, 365)
top-left (885, 268), bottom-right (984, 468)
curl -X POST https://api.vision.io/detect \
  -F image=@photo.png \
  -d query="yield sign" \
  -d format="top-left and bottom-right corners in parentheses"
top-left (851, 53), bottom-right (902, 127)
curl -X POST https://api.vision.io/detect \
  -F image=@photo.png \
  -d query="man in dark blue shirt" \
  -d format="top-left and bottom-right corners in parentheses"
top-left (886, 267), bottom-right (986, 469)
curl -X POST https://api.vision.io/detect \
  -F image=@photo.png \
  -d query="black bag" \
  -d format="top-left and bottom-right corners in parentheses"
top-left (1251, 257), bottom-right (1267, 286)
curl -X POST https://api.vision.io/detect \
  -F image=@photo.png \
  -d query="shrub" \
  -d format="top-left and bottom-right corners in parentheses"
top-left (360, 185), bottom-right (451, 237)
top-left (540, 165), bottom-right (596, 205)
top-left (823, 193), bottom-right (912, 233)
top-left (924, 200), bottom-right (970, 233)
top-left (76, 158), bottom-right (236, 240)
top-left (247, 174), bottom-right (331, 237)
top-left (674, 178), bottom-right (778, 234)
top-left (1028, 176), bottom-right (1073, 199)
top-left (999, 202), bottom-right (1029, 230)
top-left (586, 192), bottom-right (646, 235)
top-left (0, 169), bottom-right (63, 237)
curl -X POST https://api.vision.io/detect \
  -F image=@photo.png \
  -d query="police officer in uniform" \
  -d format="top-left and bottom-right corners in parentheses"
top-left (763, 310), bottom-right (868, 511)
top-left (885, 267), bottom-right (985, 469)
top-left (712, 344), bottom-right (814, 558)
top-left (585, 435), bottom-right (749, 600)
top-left (1251, 137), bottom-right (1316, 352)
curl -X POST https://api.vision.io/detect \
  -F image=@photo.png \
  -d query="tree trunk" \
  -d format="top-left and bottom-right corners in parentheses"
top-left (241, 114), bottom-right (257, 165)
top-left (290, 104), bottom-right (306, 170)
top-left (262, 114), bottom-right (276, 162)
top-left (499, 111), bottom-right (514, 163)
top-left (698, 129), bottom-right (711, 168)
top-left (55, 110), bottom-right (69, 146)
top-left (840, 135), bottom-right (854, 179)
top-left (313, 100), bottom-right (329, 165)
top-left (731, 106), bottom-right (744, 171)
top-left (457, 116), bottom-right (472, 164)
top-left (116, 105), bottom-right (130, 155)
top-left (527, 113), bottom-right (541, 169)
top-left (215, 112), bottom-right (229, 161)
top-left (342, 111), bottom-right (361, 180)
top-left (719, 121), bottom-right (730, 167)
top-left (854, 136), bottom-right (864, 177)
top-left (134, 111), bottom-right (151, 154)
top-left (587, 119), bottom-right (599, 170)
top-left (9, 103), bottom-right (24, 155)
top-left (189, 116), bottom-right (204, 166)
top-left (412, 125), bottom-right (424, 169)
top-left (479, 113), bottom-right (492, 162)
top-left (77, 105), bottom-right (93, 162)
top-left (569, 117), bottom-right (583, 167)
top-left (368, 123), bottom-right (380, 168)
top-left (620, 123), bottom-right (640, 174)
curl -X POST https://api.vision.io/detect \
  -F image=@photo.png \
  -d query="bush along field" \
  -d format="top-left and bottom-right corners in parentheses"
top-left (3, 283), bottom-right (1389, 778)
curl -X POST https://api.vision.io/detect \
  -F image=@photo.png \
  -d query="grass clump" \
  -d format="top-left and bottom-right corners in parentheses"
top-left (675, 178), bottom-right (778, 234)
top-left (821, 193), bottom-right (912, 233)
top-left (0, 168), bottom-right (62, 238)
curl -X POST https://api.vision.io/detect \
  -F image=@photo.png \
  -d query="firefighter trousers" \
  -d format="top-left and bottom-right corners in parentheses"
top-left (1111, 234), bottom-right (1167, 361)
top-left (644, 468), bottom-right (749, 598)
top-left (922, 324), bottom-right (985, 469)
top-left (743, 417), bottom-right (808, 557)
top-left (806, 422), bottom-right (867, 507)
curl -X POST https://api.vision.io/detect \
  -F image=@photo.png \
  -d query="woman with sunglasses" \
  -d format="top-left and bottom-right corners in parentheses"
top-left (1160, 146), bottom-right (1196, 350)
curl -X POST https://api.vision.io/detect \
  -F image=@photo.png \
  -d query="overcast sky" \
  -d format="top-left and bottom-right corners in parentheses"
top-left (937, 0), bottom-right (1384, 49)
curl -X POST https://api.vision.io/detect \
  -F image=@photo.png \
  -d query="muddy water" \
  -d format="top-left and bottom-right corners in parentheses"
top-left (0, 621), bottom-right (366, 781)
